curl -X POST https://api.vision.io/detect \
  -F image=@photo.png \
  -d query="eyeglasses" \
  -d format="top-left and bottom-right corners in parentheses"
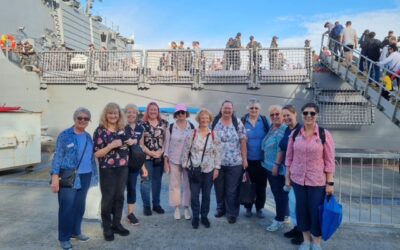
top-left (249, 107), bottom-right (259, 110)
top-left (302, 111), bottom-right (317, 117)
top-left (270, 113), bottom-right (280, 117)
top-left (77, 117), bottom-right (90, 121)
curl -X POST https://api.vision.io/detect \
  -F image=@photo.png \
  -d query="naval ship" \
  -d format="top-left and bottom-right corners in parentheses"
top-left (0, 0), bottom-right (399, 153)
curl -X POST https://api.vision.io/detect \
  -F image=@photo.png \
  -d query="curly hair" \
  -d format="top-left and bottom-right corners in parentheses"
top-left (99, 102), bottom-right (126, 130)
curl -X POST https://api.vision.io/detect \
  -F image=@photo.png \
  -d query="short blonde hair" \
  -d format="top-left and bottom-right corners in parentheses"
top-left (99, 102), bottom-right (126, 130)
top-left (124, 104), bottom-right (138, 114)
top-left (268, 104), bottom-right (283, 114)
top-left (195, 108), bottom-right (213, 124)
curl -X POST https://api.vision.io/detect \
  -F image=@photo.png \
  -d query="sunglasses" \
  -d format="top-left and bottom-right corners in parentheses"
top-left (270, 113), bottom-right (280, 117)
top-left (249, 107), bottom-right (259, 110)
top-left (77, 117), bottom-right (90, 121)
top-left (302, 111), bottom-right (317, 117)
top-left (176, 110), bottom-right (186, 115)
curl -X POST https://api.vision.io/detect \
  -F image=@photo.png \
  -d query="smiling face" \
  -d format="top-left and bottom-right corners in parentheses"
top-left (282, 109), bottom-right (297, 128)
top-left (175, 110), bottom-right (187, 122)
top-left (269, 108), bottom-right (282, 127)
top-left (125, 108), bottom-right (138, 124)
top-left (248, 103), bottom-right (261, 118)
top-left (148, 104), bottom-right (159, 120)
top-left (199, 112), bottom-right (211, 128)
top-left (74, 112), bottom-right (90, 131)
top-left (302, 107), bottom-right (318, 126)
top-left (221, 102), bottom-right (234, 119)
top-left (106, 108), bottom-right (120, 125)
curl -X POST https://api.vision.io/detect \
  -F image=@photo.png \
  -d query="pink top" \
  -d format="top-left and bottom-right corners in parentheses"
top-left (164, 122), bottom-right (193, 165)
top-left (285, 124), bottom-right (335, 187)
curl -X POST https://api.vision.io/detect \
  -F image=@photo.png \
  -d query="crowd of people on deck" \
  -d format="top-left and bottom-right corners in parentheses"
top-left (323, 21), bottom-right (400, 99)
top-left (50, 100), bottom-right (336, 250)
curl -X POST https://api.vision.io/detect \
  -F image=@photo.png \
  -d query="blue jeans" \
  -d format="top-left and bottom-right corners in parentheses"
top-left (189, 171), bottom-right (213, 219)
top-left (126, 169), bottom-right (140, 204)
top-left (142, 160), bottom-right (164, 208)
top-left (58, 173), bottom-right (92, 241)
top-left (368, 61), bottom-right (380, 83)
top-left (214, 165), bottom-right (243, 218)
top-left (292, 182), bottom-right (326, 237)
top-left (266, 170), bottom-right (288, 221)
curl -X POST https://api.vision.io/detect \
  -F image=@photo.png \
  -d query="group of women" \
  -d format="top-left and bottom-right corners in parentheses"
top-left (50, 99), bottom-right (335, 250)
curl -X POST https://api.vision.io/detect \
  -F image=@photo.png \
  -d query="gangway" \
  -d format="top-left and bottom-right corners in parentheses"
top-left (319, 34), bottom-right (400, 127)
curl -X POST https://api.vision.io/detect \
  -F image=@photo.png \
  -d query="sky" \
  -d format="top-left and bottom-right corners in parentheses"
top-left (84, 0), bottom-right (400, 50)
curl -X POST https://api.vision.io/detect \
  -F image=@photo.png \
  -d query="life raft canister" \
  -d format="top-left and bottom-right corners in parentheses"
top-left (0, 34), bottom-right (17, 51)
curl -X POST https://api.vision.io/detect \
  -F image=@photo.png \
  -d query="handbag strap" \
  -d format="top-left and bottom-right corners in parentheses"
top-left (75, 137), bottom-right (88, 171)
top-left (188, 131), bottom-right (210, 167)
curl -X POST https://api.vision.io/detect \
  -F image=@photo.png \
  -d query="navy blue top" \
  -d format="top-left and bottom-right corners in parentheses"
top-left (125, 122), bottom-right (144, 142)
top-left (244, 116), bottom-right (267, 161)
top-left (279, 123), bottom-right (301, 164)
top-left (75, 133), bottom-right (93, 174)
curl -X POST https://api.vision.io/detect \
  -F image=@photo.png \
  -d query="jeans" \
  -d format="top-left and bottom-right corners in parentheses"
top-left (214, 165), bottom-right (243, 218)
top-left (126, 169), bottom-right (140, 204)
top-left (244, 160), bottom-right (267, 211)
top-left (99, 167), bottom-right (128, 232)
top-left (367, 61), bottom-right (380, 84)
top-left (142, 160), bottom-right (164, 209)
top-left (359, 50), bottom-right (366, 72)
top-left (189, 171), bottom-right (213, 219)
top-left (58, 173), bottom-right (92, 241)
top-left (266, 170), bottom-right (288, 222)
top-left (292, 182), bottom-right (326, 237)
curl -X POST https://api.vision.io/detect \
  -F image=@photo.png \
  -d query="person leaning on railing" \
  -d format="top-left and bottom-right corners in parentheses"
top-left (285, 103), bottom-right (335, 250)
top-left (378, 44), bottom-right (400, 99)
top-left (50, 107), bottom-right (98, 250)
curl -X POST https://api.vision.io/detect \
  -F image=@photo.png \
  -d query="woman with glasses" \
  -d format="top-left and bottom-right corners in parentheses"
top-left (241, 99), bottom-right (270, 218)
top-left (164, 104), bottom-right (193, 220)
top-left (141, 102), bottom-right (169, 216)
top-left (124, 104), bottom-right (148, 226)
top-left (93, 103), bottom-right (130, 241)
top-left (262, 105), bottom-right (288, 232)
top-left (278, 105), bottom-right (303, 245)
top-left (285, 103), bottom-right (335, 250)
top-left (51, 107), bottom-right (98, 250)
top-left (213, 100), bottom-right (248, 224)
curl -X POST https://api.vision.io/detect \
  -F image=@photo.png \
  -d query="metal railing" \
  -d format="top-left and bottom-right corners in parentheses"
top-left (256, 47), bottom-right (312, 84)
top-left (320, 34), bottom-right (400, 126)
top-left (335, 151), bottom-right (400, 226)
top-left (315, 88), bottom-right (374, 127)
top-left (38, 47), bottom-right (312, 88)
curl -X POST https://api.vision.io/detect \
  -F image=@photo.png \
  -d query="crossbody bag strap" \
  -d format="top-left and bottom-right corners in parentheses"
top-left (76, 138), bottom-right (88, 172)
top-left (200, 133), bottom-right (210, 164)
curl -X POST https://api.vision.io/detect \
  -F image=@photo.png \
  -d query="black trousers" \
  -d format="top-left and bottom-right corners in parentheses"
top-left (99, 167), bottom-right (128, 232)
top-left (189, 171), bottom-right (213, 219)
top-left (244, 160), bottom-right (267, 210)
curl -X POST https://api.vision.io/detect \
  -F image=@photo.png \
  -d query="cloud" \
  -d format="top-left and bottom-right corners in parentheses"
top-left (280, 9), bottom-right (400, 50)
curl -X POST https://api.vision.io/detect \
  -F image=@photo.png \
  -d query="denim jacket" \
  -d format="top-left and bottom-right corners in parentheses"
top-left (51, 126), bottom-right (98, 189)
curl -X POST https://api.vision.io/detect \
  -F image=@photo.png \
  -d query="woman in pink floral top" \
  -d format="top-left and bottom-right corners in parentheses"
top-left (181, 109), bottom-right (221, 229)
top-left (93, 102), bottom-right (130, 241)
top-left (285, 103), bottom-right (335, 250)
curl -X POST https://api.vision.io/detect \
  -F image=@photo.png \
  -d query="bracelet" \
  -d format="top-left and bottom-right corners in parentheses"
top-left (326, 181), bottom-right (334, 186)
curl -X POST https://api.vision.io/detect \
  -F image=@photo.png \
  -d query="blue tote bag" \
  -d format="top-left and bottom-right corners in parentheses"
top-left (320, 195), bottom-right (343, 241)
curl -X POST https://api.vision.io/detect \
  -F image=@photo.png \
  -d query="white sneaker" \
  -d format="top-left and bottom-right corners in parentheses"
top-left (284, 216), bottom-right (291, 224)
top-left (266, 219), bottom-right (283, 232)
top-left (184, 207), bottom-right (191, 220)
top-left (174, 208), bottom-right (181, 220)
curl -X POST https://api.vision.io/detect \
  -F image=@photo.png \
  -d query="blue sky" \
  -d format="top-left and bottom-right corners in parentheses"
top-left (86, 0), bottom-right (400, 49)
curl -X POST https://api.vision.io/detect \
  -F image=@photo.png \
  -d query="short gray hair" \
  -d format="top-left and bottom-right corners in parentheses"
top-left (73, 107), bottom-right (91, 121)
top-left (124, 104), bottom-right (138, 113)
top-left (268, 104), bottom-right (283, 114)
top-left (246, 98), bottom-right (261, 110)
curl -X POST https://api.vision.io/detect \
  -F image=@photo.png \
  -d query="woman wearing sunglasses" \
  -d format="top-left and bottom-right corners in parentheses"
top-left (51, 107), bottom-right (98, 250)
top-left (261, 105), bottom-right (288, 232)
top-left (285, 103), bottom-right (335, 250)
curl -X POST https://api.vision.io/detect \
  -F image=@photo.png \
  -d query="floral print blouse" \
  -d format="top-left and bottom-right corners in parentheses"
top-left (181, 130), bottom-right (221, 173)
top-left (142, 119), bottom-right (168, 159)
top-left (93, 126), bottom-right (129, 168)
top-left (213, 119), bottom-right (247, 167)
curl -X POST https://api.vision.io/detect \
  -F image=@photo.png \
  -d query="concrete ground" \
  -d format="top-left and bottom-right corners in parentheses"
top-left (0, 154), bottom-right (399, 250)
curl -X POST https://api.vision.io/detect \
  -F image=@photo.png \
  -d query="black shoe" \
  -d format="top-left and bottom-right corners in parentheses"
top-left (127, 213), bottom-right (140, 225)
top-left (291, 236), bottom-right (304, 245)
top-left (227, 216), bottom-right (236, 224)
top-left (153, 206), bottom-right (165, 214)
top-left (103, 230), bottom-right (114, 241)
top-left (245, 208), bottom-right (252, 218)
top-left (284, 226), bottom-right (302, 238)
top-left (112, 224), bottom-right (130, 236)
top-left (214, 210), bottom-right (225, 218)
top-left (143, 207), bottom-right (152, 216)
top-left (192, 218), bottom-right (199, 229)
top-left (201, 217), bottom-right (210, 228)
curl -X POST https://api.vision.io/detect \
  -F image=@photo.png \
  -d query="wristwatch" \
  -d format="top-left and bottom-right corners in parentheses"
top-left (326, 181), bottom-right (334, 186)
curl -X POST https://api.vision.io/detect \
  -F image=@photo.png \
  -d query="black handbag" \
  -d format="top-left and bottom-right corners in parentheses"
top-left (59, 139), bottom-right (88, 188)
top-left (128, 144), bottom-right (146, 170)
top-left (239, 170), bottom-right (256, 205)
top-left (188, 133), bottom-right (210, 183)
